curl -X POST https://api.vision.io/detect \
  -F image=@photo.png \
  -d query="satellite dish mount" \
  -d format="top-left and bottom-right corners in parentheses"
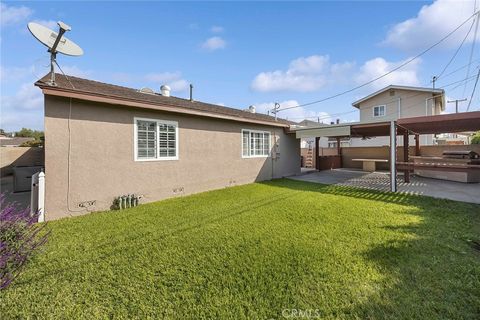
top-left (47, 22), bottom-right (71, 86)
top-left (28, 21), bottom-right (84, 86)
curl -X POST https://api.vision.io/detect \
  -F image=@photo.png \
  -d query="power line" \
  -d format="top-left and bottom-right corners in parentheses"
top-left (436, 17), bottom-right (476, 79)
top-left (289, 74), bottom-right (479, 122)
top-left (436, 58), bottom-right (480, 81)
top-left (462, 10), bottom-right (480, 96)
top-left (277, 10), bottom-right (479, 114)
top-left (467, 67), bottom-right (480, 111)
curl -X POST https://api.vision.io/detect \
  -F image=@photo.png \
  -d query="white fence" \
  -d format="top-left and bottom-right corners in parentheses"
top-left (30, 171), bottom-right (45, 222)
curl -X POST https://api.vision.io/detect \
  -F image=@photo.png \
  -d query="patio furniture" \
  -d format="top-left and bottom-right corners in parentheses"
top-left (352, 158), bottom-right (389, 172)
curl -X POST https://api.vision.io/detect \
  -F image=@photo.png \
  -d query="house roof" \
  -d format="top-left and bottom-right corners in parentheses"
top-left (35, 73), bottom-right (292, 128)
top-left (295, 119), bottom-right (330, 127)
top-left (0, 137), bottom-right (35, 147)
top-left (351, 85), bottom-right (445, 108)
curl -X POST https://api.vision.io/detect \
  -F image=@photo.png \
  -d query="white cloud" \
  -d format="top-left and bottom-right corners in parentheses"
top-left (0, 3), bottom-right (32, 26)
top-left (144, 71), bottom-right (182, 83)
top-left (168, 79), bottom-right (189, 92)
top-left (211, 25), bottom-right (224, 33)
top-left (32, 19), bottom-right (57, 30)
top-left (383, 0), bottom-right (478, 51)
top-left (113, 71), bottom-right (189, 92)
top-left (201, 36), bottom-right (226, 51)
top-left (144, 72), bottom-right (189, 92)
top-left (251, 55), bottom-right (354, 92)
top-left (0, 65), bottom-right (34, 82)
top-left (1, 82), bottom-right (43, 111)
top-left (354, 57), bottom-right (421, 90)
top-left (255, 100), bottom-right (332, 123)
top-left (60, 65), bottom-right (92, 78)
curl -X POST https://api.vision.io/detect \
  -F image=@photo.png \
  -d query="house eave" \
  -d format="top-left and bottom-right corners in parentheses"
top-left (38, 86), bottom-right (290, 128)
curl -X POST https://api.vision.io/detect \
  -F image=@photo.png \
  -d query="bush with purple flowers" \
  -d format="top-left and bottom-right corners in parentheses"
top-left (0, 194), bottom-right (48, 289)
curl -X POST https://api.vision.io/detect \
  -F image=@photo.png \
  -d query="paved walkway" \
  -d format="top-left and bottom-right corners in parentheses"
top-left (291, 169), bottom-right (480, 204)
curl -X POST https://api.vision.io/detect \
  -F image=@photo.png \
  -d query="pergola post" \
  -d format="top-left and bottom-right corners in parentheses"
top-left (414, 134), bottom-right (420, 156)
top-left (390, 121), bottom-right (397, 192)
top-left (315, 137), bottom-right (320, 171)
top-left (336, 137), bottom-right (342, 168)
top-left (403, 132), bottom-right (410, 183)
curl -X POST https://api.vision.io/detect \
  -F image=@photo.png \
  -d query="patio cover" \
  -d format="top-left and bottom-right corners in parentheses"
top-left (295, 125), bottom-right (351, 139)
top-left (293, 111), bottom-right (480, 138)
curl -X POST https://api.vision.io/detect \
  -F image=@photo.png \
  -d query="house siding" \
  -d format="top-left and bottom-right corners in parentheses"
top-left (44, 95), bottom-right (300, 220)
top-left (353, 89), bottom-right (442, 146)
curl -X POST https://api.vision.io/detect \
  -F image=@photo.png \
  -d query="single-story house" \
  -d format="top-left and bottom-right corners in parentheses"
top-left (35, 73), bottom-right (300, 220)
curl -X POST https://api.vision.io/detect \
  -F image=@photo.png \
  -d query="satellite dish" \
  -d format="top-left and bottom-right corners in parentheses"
top-left (28, 22), bottom-right (83, 56)
top-left (27, 21), bottom-right (84, 86)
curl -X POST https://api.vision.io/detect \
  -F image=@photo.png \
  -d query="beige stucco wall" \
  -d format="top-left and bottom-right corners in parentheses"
top-left (0, 147), bottom-right (44, 177)
top-left (44, 96), bottom-right (300, 220)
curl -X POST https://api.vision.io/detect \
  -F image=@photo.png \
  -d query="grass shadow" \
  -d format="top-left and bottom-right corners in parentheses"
top-left (262, 178), bottom-right (480, 319)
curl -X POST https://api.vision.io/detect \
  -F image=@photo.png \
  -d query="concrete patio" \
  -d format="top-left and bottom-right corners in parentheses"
top-left (291, 169), bottom-right (480, 204)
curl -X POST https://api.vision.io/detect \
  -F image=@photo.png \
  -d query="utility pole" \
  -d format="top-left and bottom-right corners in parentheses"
top-left (431, 76), bottom-right (437, 89)
top-left (447, 98), bottom-right (467, 113)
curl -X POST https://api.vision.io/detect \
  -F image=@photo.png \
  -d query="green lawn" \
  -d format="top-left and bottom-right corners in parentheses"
top-left (1, 179), bottom-right (479, 319)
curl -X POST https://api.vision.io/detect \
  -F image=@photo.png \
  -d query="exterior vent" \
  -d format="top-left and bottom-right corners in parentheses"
top-left (160, 85), bottom-right (171, 97)
top-left (138, 87), bottom-right (155, 94)
top-left (248, 105), bottom-right (256, 113)
top-left (389, 90), bottom-right (395, 96)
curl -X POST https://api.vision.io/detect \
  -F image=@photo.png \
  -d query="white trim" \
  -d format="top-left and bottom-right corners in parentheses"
top-left (373, 105), bottom-right (386, 118)
top-left (241, 129), bottom-right (271, 158)
top-left (134, 117), bottom-right (179, 162)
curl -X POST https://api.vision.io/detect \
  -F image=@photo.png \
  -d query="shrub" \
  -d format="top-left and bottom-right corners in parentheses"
top-left (15, 128), bottom-right (44, 140)
top-left (471, 131), bottom-right (480, 144)
top-left (0, 195), bottom-right (48, 289)
top-left (19, 140), bottom-right (43, 147)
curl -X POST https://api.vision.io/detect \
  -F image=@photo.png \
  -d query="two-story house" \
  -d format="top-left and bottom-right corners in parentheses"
top-left (350, 85), bottom-right (445, 146)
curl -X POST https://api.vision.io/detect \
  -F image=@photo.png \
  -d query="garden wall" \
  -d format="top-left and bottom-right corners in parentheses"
top-left (0, 147), bottom-right (44, 177)
top-left (340, 144), bottom-right (480, 170)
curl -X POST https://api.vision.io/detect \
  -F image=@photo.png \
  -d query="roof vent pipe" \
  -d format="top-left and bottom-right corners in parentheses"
top-left (189, 84), bottom-right (193, 101)
top-left (336, 118), bottom-right (340, 124)
top-left (160, 85), bottom-right (171, 97)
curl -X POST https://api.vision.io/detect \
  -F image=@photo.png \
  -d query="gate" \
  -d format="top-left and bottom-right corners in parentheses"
top-left (30, 171), bottom-right (45, 222)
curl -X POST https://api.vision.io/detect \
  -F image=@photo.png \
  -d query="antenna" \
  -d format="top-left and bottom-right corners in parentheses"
top-left (27, 21), bottom-right (84, 86)
top-left (272, 102), bottom-right (281, 121)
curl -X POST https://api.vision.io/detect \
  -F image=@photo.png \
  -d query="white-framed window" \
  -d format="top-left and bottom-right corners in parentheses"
top-left (134, 117), bottom-right (178, 161)
top-left (373, 105), bottom-right (386, 117)
top-left (242, 129), bottom-right (271, 158)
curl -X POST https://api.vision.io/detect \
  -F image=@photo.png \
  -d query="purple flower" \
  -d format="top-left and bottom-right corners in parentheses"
top-left (0, 193), bottom-right (49, 290)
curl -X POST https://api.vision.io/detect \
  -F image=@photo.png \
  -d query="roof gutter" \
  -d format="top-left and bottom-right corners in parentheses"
top-left (38, 85), bottom-right (290, 128)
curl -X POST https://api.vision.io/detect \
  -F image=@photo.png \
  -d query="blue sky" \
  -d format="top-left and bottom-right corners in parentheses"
top-left (1, 0), bottom-right (479, 131)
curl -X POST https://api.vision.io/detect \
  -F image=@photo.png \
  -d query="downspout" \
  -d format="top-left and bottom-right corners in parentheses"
top-left (397, 97), bottom-right (401, 118)
top-left (271, 130), bottom-right (276, 180)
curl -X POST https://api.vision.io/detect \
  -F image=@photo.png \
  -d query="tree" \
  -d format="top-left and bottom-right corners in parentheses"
top-left (472, 131), bottom-right (480, 144)
top-left (15, 128), bottom-right (44, 140)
